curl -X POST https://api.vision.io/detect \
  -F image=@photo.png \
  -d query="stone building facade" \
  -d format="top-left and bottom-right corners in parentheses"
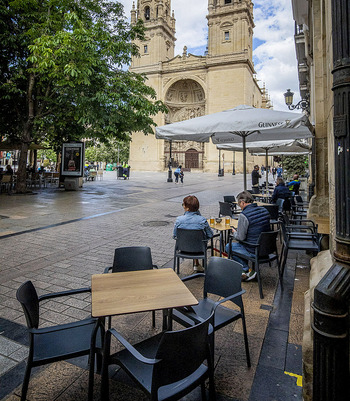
top-left (128, 0), bottom-right (270, 172)
top-left (292, 1), bottom-right (350, 400)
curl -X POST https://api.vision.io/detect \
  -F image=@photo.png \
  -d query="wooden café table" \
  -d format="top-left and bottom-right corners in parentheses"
top-left (252, 193), bottom-right (273, 202)
top-left (91, 268), bottom-right (198, 330)
top-left (208, 217), bottom-right (238, 256)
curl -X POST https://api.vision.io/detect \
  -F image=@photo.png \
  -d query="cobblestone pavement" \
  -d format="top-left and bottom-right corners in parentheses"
top-left (0, 171), bottom-right (307, 401)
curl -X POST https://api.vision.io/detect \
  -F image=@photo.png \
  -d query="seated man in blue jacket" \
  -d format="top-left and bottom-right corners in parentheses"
top-left (225, 191), bottom-right (271, 281)
top-left (271, 177), bottom-right (291, 210)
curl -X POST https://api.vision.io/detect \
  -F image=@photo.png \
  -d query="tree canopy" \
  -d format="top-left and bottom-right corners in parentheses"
top-left (0, 0), bottom-right (167, 191)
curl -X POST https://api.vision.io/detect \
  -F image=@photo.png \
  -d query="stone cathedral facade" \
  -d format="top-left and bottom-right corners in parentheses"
top-left (129, 0), bottom-right (270, 173)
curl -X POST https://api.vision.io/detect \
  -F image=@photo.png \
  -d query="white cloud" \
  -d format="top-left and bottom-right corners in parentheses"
top-left (119, 0), bottom-right (301, 111)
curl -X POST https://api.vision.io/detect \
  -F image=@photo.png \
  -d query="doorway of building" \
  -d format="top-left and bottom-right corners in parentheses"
top-left (185, 148), bottom-right (199, 169)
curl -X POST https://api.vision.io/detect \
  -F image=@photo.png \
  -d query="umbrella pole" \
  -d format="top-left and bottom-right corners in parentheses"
top-left (243, 136), bottom-right (247, 190)
top-left (167, 140), bottom-right (173, 182)
top-left (265, 149), bottom-right (269, 195)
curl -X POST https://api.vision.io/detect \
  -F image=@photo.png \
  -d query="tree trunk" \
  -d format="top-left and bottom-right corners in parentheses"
top-left (15, 72), bottom-right (35, 193)
top-left (16, 142), bottom-right (29, 193)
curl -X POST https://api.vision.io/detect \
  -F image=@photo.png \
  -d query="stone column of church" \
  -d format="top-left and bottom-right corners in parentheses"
top-left (308, 0), bottom-right (329, 221)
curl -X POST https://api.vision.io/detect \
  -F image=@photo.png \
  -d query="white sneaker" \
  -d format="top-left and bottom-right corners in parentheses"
top-left (245, 271), bottom-right (257, 281)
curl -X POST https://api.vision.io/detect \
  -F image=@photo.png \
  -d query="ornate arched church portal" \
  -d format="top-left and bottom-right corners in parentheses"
top-left (164, 79), bottom-right (205, 170)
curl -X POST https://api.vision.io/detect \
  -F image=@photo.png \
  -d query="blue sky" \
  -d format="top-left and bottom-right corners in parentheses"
top-left (119, 0), bottom-right (301, 111)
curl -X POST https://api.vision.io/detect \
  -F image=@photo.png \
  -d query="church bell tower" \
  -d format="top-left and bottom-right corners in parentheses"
top-left (207, 0), bottom-right (254, 61)
top-left (131, 1), bottom-right (176, 69)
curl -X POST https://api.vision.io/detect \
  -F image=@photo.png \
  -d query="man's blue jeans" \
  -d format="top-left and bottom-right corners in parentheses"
top-left (225, 242), bottom-right (255, 272)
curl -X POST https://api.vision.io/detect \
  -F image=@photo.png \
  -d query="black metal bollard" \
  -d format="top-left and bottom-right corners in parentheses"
top-left (312, 263), bottom-right (350, 401)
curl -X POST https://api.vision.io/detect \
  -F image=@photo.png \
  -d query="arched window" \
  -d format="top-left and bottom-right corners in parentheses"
top-left (144, 6), bottom-right (150, 20)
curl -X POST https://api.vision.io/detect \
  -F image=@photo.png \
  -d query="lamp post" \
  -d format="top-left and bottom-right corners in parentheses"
top-left (232, 151), bottom-right (235, 175)
top-left (218, 149), bottom-right (223, 176)
top-left (167, 140), bottom-right (173, 182)
top-left (283, 89), bottom-right (310, 113)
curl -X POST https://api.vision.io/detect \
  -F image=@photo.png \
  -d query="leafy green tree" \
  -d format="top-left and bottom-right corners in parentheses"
top-left (0, 0), bottom-right (167, 192)
top-left (282, 155), bottom-right (308, 179)
top-left (85, 138), bottom-right (129, 165)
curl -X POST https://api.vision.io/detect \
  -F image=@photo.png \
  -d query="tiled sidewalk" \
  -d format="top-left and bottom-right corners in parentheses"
top-left (0, 172), bottom-right (309, 400)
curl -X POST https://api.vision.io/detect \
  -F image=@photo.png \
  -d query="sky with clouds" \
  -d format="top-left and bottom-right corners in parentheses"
top-left (118, 0), bottom-right (300, 111)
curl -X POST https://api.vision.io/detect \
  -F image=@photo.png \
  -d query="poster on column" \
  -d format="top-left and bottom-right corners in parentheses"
top-left (61, 142), bottom-right (84, 177)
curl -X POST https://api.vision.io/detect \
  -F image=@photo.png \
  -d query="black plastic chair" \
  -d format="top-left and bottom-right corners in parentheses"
top-left (229, 231), bottom-right (281, 299)
top-left (172, 257), bottom-right (251, 368)
top-left (173, 228), bottom-right (208, 274)
top-left (280, 221), bottom-right (320, 276)
top-left (104, 246), bottom-right (158, 273)
top-left (101, 312), bottom-right (216, 401)
top-left (16, 281), bottom-right (104, 401)
top-left (282, 213), bottom-right (318, 238)
top-left (290, 196), bottom-right (307, 219)
top-left (223, 195), bottom-right (239, 213)
top-left (104, 246), bottom-right (158, 327)
top-left (219, 201), bottom-right (235, 218)
top-left (295, 195), bottom-right (309, 208)
top-left (223, 195), bottom-right (236, 204)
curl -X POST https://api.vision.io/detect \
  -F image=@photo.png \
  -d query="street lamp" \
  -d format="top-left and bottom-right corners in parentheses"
top-left (167, 140), bottom-right (173, 182)
top-left (283, 89), bottom-right (310, 113)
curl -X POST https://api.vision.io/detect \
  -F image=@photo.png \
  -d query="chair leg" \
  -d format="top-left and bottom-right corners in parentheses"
top-left (276, 251), bottom-right (284, 290)
top-left (207, 364), bottom-right (216, 401)
top-left (255, 263), bottom-right (264, 299)
top-left (152, 310), bottom-right (156, 328)
top-left (201, 382), bottom-right (207, 401)
top-left (281, 246), bottom-right (289, 276)
top-left (241, 314), bottom-right (251, 368)
top-left (101, 333), bottom-right (111, 401)
top-left (21, 361), bottom-right (32, 401)
top-left (88, 347), bottom-right (95, 401)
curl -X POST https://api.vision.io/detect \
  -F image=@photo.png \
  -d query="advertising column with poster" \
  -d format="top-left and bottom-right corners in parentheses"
top-left (61, 142), bottom-right (84, 189)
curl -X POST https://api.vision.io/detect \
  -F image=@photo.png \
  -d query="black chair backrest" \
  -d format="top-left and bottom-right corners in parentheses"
top-left (152, 311), bottom-right (213, 391)
top-left (223, 195), bottom-right (236, 204)
top-left (262, 204), bottom-right (279, 220)
top-left (295, 195), bottom-right (304, 204)
top-left (280, 220), bottom-right (289, 243)
top-left (257, 231), bottom-right (278, 256)
top-left (175, 228), bottom-right (207, 253)
top-left (219, 201), bottom-right (233, 217)
top-left (112, 247), bottom-right (153, 272)
top-left (16, 281), bottom-right (40, 329)
top-left (204, 257), bottom-right (244, 309)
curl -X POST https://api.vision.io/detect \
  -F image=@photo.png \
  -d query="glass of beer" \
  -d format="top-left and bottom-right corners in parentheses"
top-left (210, 216), bottom-right (215, 225)
top-left (225, 216), bottom-right (230, 226)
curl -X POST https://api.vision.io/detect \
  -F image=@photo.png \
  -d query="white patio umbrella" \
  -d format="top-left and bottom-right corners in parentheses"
top-left (217, 139), bottom-right (311, 192)
top-left (155, 105), bottom-right (313, 189)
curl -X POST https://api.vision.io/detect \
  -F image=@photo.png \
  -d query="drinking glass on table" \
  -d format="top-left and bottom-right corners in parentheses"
top-left (225, 216), bottom-right (230, 226)
top-left (210, 216), bottom-right (215, 225)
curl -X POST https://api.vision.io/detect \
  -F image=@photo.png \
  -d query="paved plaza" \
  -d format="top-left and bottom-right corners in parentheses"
top-left (0, 171), bottom-right (309, 400)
